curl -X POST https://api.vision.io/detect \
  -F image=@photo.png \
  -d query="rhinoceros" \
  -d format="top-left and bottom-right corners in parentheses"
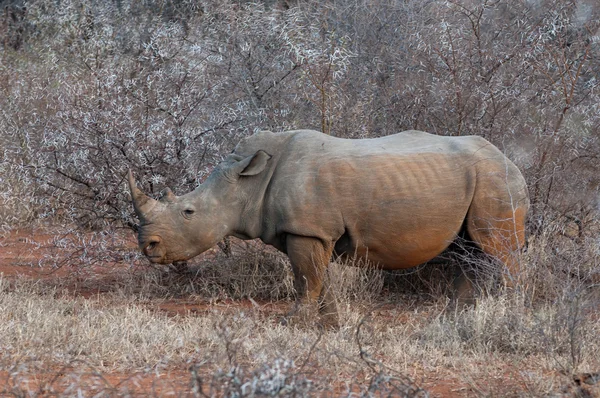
top-left (128, 129), bottom-right (529, 325)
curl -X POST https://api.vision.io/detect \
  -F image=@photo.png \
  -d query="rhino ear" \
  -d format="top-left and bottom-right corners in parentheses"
top-left (235, 150), bottom-right (272, 177)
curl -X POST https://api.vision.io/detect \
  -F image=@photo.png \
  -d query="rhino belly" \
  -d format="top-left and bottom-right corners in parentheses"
top-left (333, 220), bottom-right (464, 270)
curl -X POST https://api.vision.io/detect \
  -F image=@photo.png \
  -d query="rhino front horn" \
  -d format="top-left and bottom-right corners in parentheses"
top-left (127, 170), bottom-right (156, 216)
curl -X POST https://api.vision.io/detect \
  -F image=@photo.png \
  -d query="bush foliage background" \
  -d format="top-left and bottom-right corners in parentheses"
top-left (0, 0), bottom-right (599, 242)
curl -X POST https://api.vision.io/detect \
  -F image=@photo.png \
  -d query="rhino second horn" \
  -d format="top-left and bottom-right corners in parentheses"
top-left (127, 170), bottom-right (157, 216)
top-left (161, 187), bottom-right (177, 203)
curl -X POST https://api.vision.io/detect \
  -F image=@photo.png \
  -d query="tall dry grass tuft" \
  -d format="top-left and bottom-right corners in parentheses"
top-left (415, 292), bottom-right (600, 374)
top-left (188, 241), bottom-right (295, 301)
top-left (327, 258), bottom-right (385, 312)
top-left (523, 219), bottom-right (600, 303)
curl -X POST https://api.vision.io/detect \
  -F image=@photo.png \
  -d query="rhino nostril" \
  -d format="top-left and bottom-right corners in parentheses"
top-left (145, 238), bottom-right (161, 254)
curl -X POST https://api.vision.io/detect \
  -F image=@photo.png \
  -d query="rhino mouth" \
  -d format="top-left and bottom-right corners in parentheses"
top-left (145, 255), bottom-right (165, 263)
top-left (146, 254), bottom-right (192, 265)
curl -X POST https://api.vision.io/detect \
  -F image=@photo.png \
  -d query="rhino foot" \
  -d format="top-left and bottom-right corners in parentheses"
top-left (319, 311), bottom-right (339, 329)
top-left (280, 303), bottom-right (339, 329)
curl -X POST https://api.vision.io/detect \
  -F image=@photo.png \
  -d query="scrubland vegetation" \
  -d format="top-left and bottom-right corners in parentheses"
top-left (0, 0), bottom-right (599, 396)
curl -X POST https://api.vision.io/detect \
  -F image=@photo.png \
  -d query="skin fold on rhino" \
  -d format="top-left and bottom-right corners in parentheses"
top-left (128, 130), bottom-right (530, 327)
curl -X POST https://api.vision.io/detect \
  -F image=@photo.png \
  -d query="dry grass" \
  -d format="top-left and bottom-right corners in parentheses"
top-left (0, 271), bottom-right (430, 396)
top-left (0, 234), bottom-right (599, 397)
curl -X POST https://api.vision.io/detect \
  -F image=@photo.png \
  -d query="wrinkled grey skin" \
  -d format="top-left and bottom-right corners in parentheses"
top-left (129, 130), bottom-right (529, 326)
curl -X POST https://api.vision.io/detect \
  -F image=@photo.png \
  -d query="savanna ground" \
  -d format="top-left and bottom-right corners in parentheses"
top-left (0, 226), bottom-right (599, 397)
top-left (1, 0), bottom-right (600, 396)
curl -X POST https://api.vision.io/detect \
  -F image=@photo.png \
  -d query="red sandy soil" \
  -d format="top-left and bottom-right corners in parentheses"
top-left (0, 230), bottom-right (67, 276)
top-left (0, 229), bottom-right (593, 397)
top-left (0, 368), bottom-right (192, 397)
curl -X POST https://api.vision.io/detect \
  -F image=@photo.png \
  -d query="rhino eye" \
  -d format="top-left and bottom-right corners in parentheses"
top-left (183, 209), bottom-right (195, 216)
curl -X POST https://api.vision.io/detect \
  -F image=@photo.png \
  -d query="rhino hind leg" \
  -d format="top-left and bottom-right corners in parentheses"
top-left (285, 235), bottom-right (339, 328)
top-left (451, 265), bottom-right (478, 309)
top-left (465, 201), bottom-right (527, 289)
top-left (319, 270), bottom-right (339, 326)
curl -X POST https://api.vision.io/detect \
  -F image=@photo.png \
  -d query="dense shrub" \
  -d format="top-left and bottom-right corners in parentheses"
top-left (1, 0), bottom-right (598, 229)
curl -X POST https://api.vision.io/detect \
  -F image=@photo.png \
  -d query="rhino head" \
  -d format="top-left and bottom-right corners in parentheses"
top-left (127, 150), bottom-right (271, 264)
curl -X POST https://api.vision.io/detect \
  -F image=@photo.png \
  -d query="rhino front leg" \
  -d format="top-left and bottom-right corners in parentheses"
top-left (285, 235), bottom-right (339, 328)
